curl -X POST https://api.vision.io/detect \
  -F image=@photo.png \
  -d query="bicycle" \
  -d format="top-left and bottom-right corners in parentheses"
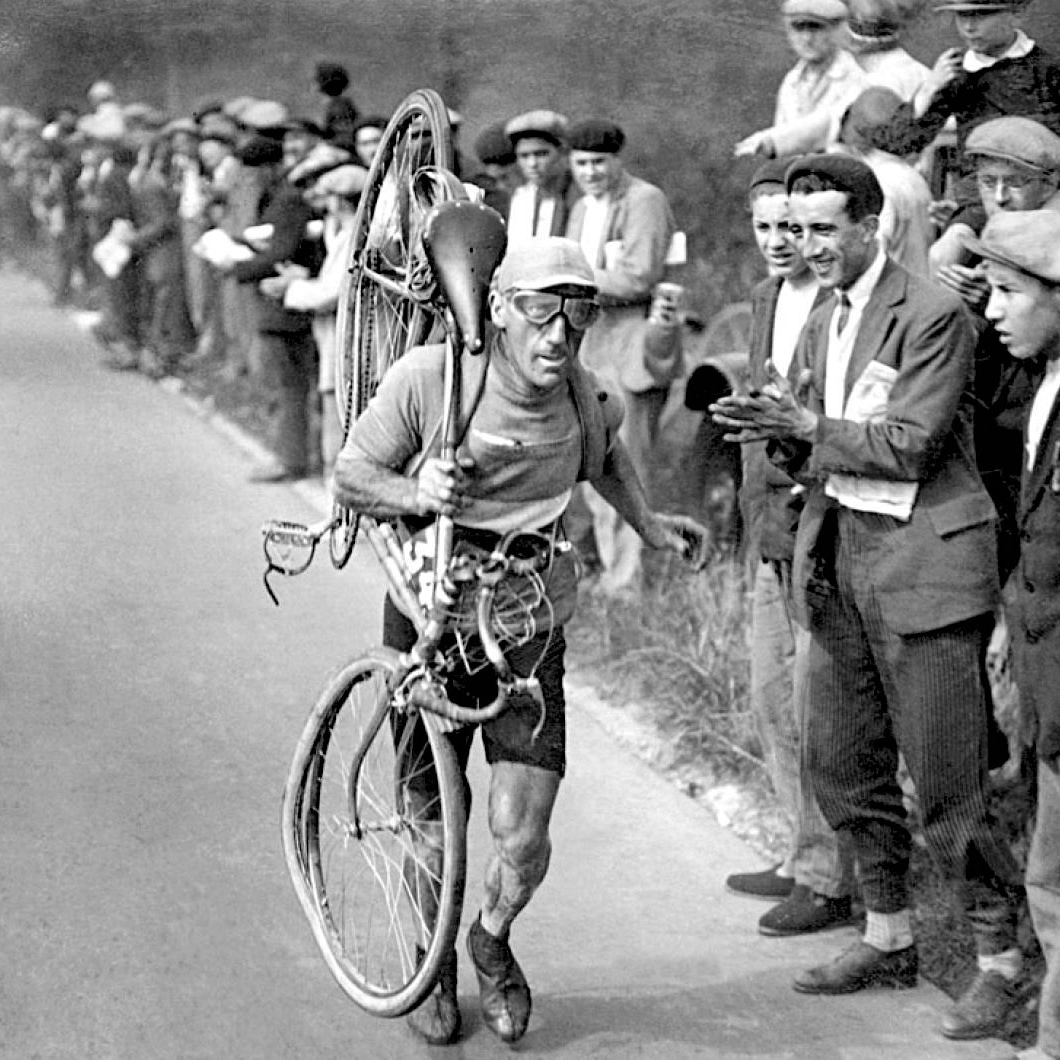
top-left (265, 88), bottom-right (524, 1019)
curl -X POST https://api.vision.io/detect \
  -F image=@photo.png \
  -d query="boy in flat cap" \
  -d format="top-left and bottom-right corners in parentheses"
top-left (977, 209), bottom-right (1060, 1060)
top-left (866, 0), bottom-right (1060, 218)
top-left (565, 119), bottom-right (676, 591)
top-left (503, 110), bottom-right (573, 241)
top-left (712, 152), bottom-right (1025, 1041)
top-left (735, 0), bottom-right (868, 159)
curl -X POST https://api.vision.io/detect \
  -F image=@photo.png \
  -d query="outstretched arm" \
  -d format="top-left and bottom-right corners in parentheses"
top-left (589, 438), bottom-right (709, 567)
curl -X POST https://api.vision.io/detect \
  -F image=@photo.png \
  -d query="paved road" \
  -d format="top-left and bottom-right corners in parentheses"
top-left (0, 268), bottom-right (1009, 1059)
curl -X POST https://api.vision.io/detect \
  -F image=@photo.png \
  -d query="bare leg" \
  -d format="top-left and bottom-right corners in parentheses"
top-left (480, 761), bottom-right (561, 938)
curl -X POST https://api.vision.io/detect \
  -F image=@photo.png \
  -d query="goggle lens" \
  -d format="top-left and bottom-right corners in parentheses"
top-left (508, 291), bottom-right (600, 331)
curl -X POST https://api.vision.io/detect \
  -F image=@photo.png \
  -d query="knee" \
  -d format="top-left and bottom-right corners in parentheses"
top-left (489, 798), bottom-right (551, 876)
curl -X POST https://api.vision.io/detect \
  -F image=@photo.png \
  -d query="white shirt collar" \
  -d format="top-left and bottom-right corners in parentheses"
top-left (964, 30), bottom-right (1035, 73)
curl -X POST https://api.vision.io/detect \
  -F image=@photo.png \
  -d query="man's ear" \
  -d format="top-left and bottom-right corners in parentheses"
top-left (862, 214), bottom-right (880, 242)
top-left (488, 287), bottom-right (507, 329)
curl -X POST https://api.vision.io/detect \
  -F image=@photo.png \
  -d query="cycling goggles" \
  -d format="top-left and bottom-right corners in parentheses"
top-left (506, 289), bottom-right (600, 331)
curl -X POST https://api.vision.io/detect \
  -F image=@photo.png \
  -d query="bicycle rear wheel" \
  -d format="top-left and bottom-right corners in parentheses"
top-left (329, 89), bottom-right (454, 568)
top-left (281, 649), bottom-right (467, 1016)
top-left (335, 88), bottom-right (454, 433)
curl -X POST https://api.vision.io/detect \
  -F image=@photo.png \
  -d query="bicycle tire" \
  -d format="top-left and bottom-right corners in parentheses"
top-left (334, 88), bottom-right (454, 434)
top-left (280, 648), bottom-right (467, 1017)
top-left (329, 89), bottom-right (454, 569)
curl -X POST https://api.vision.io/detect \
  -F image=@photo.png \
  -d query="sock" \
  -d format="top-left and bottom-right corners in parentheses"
top-left (863, 909), bottom-right (914, 952)
top-left (978, 947), bottom-right (1022, 982)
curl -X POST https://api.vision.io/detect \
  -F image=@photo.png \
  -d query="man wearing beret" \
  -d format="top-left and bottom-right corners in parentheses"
top-left (565, 118), bottom-right (676, 591)
top-left (977, 209), bottom-right (1060, 1060)
top-left (712, 153), bottom-right (1025, 1040)
top-left (735, 0), bottom-right (868, 160)
top-left (723, 159), bottom-right (854, 937)
top-left (503, 110), bottom-right (574, 242)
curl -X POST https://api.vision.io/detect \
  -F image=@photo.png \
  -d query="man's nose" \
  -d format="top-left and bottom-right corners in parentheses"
top-left (544, 313), bottom-right (569, 342)
top-left (984, 290), bottom-right (1001, 324)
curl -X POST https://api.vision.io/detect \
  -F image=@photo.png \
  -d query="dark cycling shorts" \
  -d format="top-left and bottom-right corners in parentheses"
top-left (382, 594), bottom-right (567, 777)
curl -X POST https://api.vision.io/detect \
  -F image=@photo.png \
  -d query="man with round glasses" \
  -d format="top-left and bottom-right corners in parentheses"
top-left (332, 236), bottom-right (706, 1047)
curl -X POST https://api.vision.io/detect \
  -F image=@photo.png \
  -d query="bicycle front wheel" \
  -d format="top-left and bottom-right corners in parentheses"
top-left (281, 649), bottom-right (467, 1016)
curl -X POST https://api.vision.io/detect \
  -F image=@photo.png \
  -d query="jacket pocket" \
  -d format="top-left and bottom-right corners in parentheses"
top-left (924, 492), bottom-right (997, 539)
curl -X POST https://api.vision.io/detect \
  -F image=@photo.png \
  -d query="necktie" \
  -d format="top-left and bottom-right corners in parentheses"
top-left (835, 291), bottom-right (851, 335)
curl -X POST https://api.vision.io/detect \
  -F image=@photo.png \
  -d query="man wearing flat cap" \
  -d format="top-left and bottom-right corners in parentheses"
top-left (333, 237), bottom-right (707, 1046)
top-left (503, 110), bottom-right (573, 242)
top-left (735, 0), bottom-right (868, 159)
top-left (712, 152), bottom-right (1026, 1041)
top-left (977, 209), bottom-right (1060, 1060)
top-left (565, 118), bottom-right (677, 591)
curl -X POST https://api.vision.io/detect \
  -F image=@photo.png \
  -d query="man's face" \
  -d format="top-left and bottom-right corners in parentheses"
top-left (784, 18), bottom-right (839, 64)
top-left (514, 136), bottom-right (563, 187)
top-left (355, 127), bottom-right (383, 167)
top-left (489, 284), bottom-right (596, 392)
top-left (954, 11), bottom-right (1019, 57)
top-left (752, 190), bottom-right (810, 280)
top-left (283, 130), bottom-right (316, 169)
top-left (976, 157), bottom-right (1058, 218)
top-left (570, 150), bottom-right (622, 198)
top-left (984, 260), bottom-right (1060, 361)
top-left (788, 189), bottom-right (878, 290)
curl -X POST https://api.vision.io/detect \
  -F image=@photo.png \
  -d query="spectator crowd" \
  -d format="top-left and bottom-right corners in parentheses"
top-left (3, 0), bottom-right (1060, 1055)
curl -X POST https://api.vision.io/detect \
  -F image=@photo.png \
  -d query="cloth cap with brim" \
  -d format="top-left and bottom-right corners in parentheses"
top-left (504, 109), bottom-right (569, 147)
top-left (970, 210), bottom-right (1060, 285)
top-left (494, 237), bottom-right (597, 293)
top-left (475, 123), bottom-right (515, 165)
top-left (965, 116), bottom-right (1060, 174)
top-left (312, 163), bottom-right (369, 199)
top-left (568, 119), bottom-right (625, 154)
top-left (160, 117), bottom-right (200, 139)
top-left (288, 142), bottom-right (353, 185)
top-left (841, 85), bottom-right (904, 142)
top-left (239, 100), bottom-right (289, 131)
top-left (236, 135), bottom-right (285, 168)
top-left (781, 0), bottom-right (850, 21)
top-left (786, 152), bottom-right (885, 214)
top-left (933, 0), bottom-right (1027, 11)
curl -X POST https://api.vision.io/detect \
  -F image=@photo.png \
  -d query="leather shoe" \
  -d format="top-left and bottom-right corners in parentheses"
top-left (726, 862), bottom-right (794, 901)
top-left (794, 940), bottom-right (918, 995)
top-left (406, 947), bottom-right (461, 1045)
top-left (466, 917), bottom-right (531, 1043)
top-left (759, 884), bottom-right (859, 936)
top-left (941, 969), bottom-right (1017, 1040)
top-left (248, 465), bottom-right (307, 484)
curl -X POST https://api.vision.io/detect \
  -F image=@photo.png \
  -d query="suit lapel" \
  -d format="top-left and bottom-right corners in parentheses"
top-left (1022, 384), bottom-right (1060, 519)
top-left (843, 258), bottom-right (903, 403)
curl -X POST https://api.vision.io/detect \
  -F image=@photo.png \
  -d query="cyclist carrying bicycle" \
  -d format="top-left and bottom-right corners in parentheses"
top-left (332, 235), bottom-right (708, 1046)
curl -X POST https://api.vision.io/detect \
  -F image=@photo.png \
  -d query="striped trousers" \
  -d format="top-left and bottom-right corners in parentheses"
top-left (804, 507), bottom-right (1021, 953)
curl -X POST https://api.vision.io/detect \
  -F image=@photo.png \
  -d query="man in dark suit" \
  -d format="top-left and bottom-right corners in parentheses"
top-left (723, 159), bottom-right (853, 938)
top-left (712, 153), bottom-right (1024, 1041)
top-left (977, 209), bottom-right (1060, 1060)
